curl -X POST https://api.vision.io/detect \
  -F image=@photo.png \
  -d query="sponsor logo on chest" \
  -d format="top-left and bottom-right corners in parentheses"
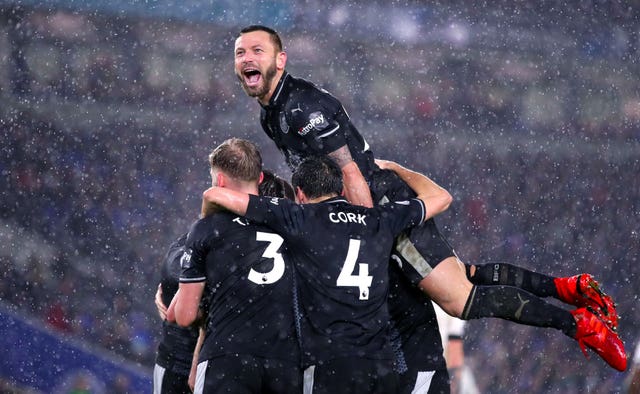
top-left (298, 111), bottom-right (327, 136)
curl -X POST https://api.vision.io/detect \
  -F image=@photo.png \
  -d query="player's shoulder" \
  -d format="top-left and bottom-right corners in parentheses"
top-left (191, 211), bottom-right (237, 235)
top-left (288, 74), bottom-right (319, 92)
top-left (165, 232), bottom-right (188, 264)
top-left (168, 231), bottom-right (188, 251)
top-left (261, 194), bottom-right (296, 208)
top-left (262, 195), bottom-right (303, 219)
top-left (376, 198), bottom-right (424, 217)
top-left (288, 75), bottom-right (336, 103)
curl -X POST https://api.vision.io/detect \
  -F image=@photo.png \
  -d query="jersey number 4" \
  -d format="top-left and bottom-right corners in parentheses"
top-left (248, 232), bottom-right (285, 285)
top-left (336, 239), bottom-right (373, 300)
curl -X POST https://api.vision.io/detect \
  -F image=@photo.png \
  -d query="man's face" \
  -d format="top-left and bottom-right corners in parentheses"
top-left (234, 30), bottom-right (281, 101)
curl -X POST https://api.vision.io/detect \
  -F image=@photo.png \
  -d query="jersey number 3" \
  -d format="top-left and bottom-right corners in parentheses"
top-left (336, 239), bottom-right (373, 300)
top-left (248, 232), bottom-right (285, 285)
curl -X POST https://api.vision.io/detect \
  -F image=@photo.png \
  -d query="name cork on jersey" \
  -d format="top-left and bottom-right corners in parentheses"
top-left (329, 211), bottom-right (367, 225)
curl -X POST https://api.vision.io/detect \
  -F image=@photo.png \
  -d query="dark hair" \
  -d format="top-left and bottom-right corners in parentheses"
top-left (292, 156), bottom-right (343, 199)
top-left (208, 138), bottom-right (262, 182)
top-left (239, 25), bottom-right (283, 52)
top-left (259, 169), bottom-right (295, 200)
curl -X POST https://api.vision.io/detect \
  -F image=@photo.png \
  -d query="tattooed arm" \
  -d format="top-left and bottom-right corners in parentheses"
top-left (328, 145), bottom-right (373, 208)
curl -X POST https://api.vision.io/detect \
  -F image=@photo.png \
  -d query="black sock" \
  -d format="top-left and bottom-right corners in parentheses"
top-left (461, 285), bottom-right (576, 337)
top-left (468, 263), bottom-right (559, 298)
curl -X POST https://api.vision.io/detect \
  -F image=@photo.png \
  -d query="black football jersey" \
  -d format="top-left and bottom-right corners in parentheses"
top-left (156, 232), bottom-right (200, 375)
top-left (387, 259), bottom-right (447, 373)
top-left (258, 70), bottom-right (453, 374)
top-left (260, 71), bottom-right (376, 179)
top-left (245, 195), bottom-right (425, 365)
top-left (179, 211), bottom-right (299, 363)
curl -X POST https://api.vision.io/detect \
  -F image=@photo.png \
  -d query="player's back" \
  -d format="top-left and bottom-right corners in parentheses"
top-left (293, 198), bottom-right (398, 360)
top-left (181, 211), bottom-right (298, 364)
top-left (245, 194), bottom-right (426, 366)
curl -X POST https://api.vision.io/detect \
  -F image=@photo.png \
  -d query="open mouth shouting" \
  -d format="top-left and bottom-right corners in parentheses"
top-left (242, 67), bottom-right (262, 89)
top-left (237, 60), bottom-right (277, 101)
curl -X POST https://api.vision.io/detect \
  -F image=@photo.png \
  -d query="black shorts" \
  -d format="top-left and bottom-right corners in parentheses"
top-left (303, 357), bottom-right (397, 394)
top-left (398, 368), bottom-right (450, 394)
top-left (195, 355), bottom-right (302, 394)
top-left (371, 169), bottom-right (456, 282)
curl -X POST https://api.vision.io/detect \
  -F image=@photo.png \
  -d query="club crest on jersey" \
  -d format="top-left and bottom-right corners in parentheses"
top-left (180, 249), bottom-right (193, 269)
top-left (298, 111), bottom-right (328, 136)
top-left (279, 111), bottom-right (289, 134)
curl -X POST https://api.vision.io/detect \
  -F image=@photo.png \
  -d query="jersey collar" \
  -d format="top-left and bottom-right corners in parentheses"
top-left (262, 70), bottom-right (290, 109)
top-left (322, 196), bottom-right (349, 205)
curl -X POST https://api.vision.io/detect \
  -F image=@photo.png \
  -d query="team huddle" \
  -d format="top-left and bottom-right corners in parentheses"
top-left (152, 25), bottom-right (627, 394)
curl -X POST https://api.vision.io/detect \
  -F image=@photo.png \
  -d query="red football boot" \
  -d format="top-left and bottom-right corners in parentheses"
top-left (555, 273), bottom-right (619, 331)
top-left (571, 307), bottom-right (627, 372)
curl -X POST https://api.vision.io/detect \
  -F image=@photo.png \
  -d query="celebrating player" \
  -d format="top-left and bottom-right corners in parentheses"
top-left (167, 138), bottom-right (301, 393)
top-left (231, 25), bottom-right (626, 378)
top-left (200, 154), bottom-right (452, 393)
top-left (154, 169), bottom-right (296, 393)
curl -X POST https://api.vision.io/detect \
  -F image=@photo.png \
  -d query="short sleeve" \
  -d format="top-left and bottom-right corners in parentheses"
top-left (379, 198), bottom-right (426, 236)
top-left (245, 194), bottom-right (305, 238)
top-left (288, 89), bottom-right (349, 154)
top-left (178, 220), bottom-right (209, 283)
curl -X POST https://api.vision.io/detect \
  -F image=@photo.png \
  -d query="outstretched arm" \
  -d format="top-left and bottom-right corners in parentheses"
top-left (201, 199), bottom-right (224, 218)
top-left (328, 145), bottom-right (373, 208)
top-left (201, 187), bottom-right (250, 217)
top-left (375, 159), bottom-right (452, 220)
